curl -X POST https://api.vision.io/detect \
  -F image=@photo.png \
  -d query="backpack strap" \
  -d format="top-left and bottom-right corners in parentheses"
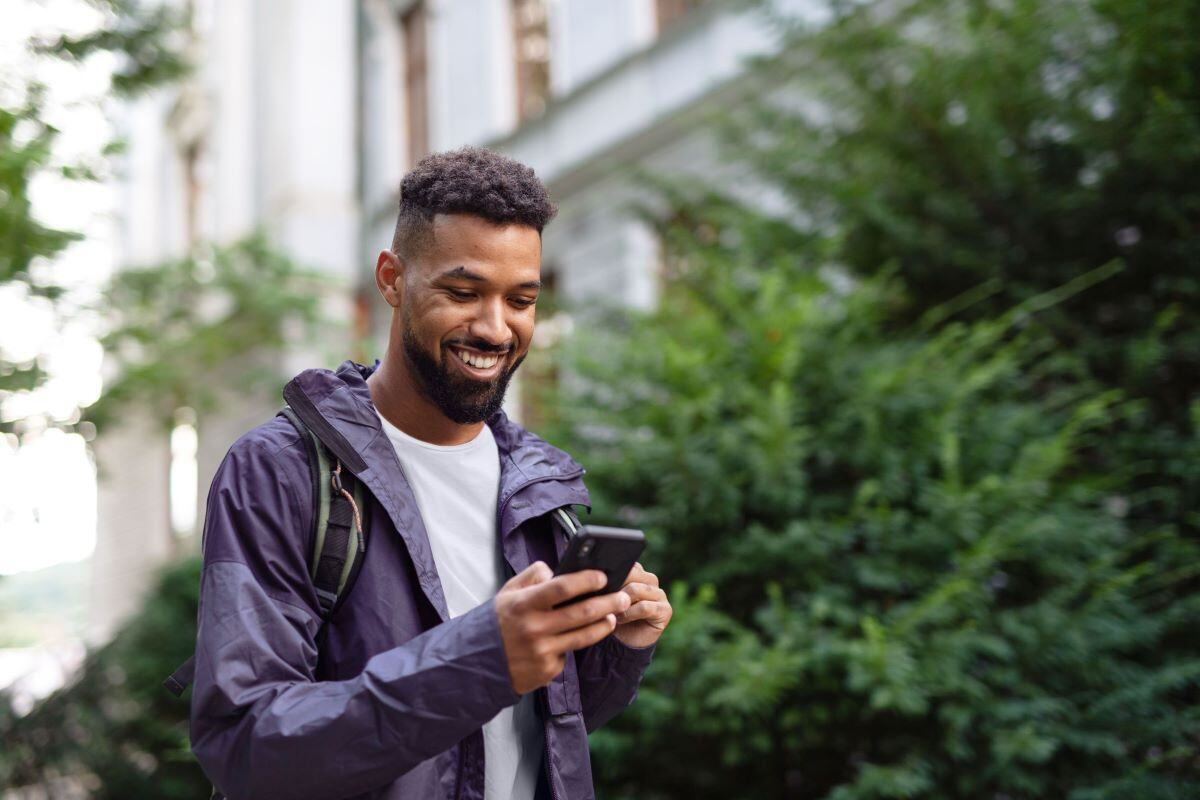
top-left (551, 505), bottom-right (584, 543)
top-left (278, 405), bottom-right (367, 619)
top-left (164, 656), bottom-right (195, 697)
top-left (163, 406), bottom-right (368, 698)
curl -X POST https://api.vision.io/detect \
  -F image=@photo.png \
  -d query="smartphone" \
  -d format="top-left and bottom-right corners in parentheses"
top-left (552, 525), bottom-right (646, 609)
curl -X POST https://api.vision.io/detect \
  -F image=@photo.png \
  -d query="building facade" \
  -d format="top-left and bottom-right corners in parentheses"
top-left (92, 0), bottom-right (804, 639)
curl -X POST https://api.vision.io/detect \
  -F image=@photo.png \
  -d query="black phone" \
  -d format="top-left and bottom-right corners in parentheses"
top-left (552, 525), bottom-right (646, 608)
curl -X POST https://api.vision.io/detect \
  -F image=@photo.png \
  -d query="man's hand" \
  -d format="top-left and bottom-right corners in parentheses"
top-left (613, 562), bottom-right (672, 649)
top-left (495, 561), bottom-right (632, 694)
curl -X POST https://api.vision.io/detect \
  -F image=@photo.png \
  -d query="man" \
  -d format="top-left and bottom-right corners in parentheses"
top-left (189, 147), bottom-right (672, 800)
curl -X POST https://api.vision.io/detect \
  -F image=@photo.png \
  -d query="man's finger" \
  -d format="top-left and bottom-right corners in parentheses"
top-left (621, 562), bottom-right (646, 587)
top-left (504, 560), bottom-right (553, 591)
top-left (616, 600), bottom-right (669, 625)
top-left (541, 590), bottom-right (630, 633)
top-left (547, 613), bottom-right (618, 653)
top-left (524, 569), bottom-right (607, 609)
top-left (620, 582), bottom-right (666, 603)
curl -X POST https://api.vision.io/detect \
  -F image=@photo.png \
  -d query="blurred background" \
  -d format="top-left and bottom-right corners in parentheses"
top-left (1, 0), bottom-right (1197, 797)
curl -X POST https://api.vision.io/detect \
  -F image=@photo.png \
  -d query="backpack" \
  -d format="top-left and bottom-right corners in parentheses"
top-left (163, 405), bottom-right (369, 697)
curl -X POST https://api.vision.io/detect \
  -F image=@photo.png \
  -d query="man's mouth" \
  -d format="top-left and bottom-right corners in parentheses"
top-left (449, 346), bottom-right (505, 378)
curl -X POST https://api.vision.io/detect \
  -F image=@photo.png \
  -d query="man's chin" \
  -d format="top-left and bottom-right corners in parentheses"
top-left (441, 363), bottom-right (503, 394)
top-left (439, 386), bottom-right (507, 424)
top-left (402, 332), bottom-right (521, 423)
top-left (432, 364), bottom-right (510, 422)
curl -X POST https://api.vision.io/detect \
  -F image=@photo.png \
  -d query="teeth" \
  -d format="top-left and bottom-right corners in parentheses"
top-left (455, 349), bottom-right (499, 370)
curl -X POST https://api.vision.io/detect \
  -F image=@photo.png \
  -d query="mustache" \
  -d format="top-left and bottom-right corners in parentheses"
top-left (445, 338), bottom-right (513, 355)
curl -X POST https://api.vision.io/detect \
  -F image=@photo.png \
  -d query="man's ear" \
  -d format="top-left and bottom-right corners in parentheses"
top-left (375, 249), bottom-right (405, 308)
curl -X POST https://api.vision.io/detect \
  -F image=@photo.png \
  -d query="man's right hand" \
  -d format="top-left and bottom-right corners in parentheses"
top-left (495, 561), bottom-right (631, 694)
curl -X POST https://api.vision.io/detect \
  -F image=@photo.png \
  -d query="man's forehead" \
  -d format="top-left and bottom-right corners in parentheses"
top-left (429, 212), bottom-right (541, 241)
top-left (419, 214), bottom-right (542, 278)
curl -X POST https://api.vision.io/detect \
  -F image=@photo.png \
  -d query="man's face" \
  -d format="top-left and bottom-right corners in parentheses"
top-left (395, 214), bottom-right (542, 424)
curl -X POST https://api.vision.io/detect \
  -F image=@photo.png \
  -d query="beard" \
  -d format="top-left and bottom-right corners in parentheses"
top-left (402, 324), bottom-right (525, 425)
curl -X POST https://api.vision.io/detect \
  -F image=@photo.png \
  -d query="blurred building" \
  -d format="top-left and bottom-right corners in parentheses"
top-left (92, 0), bottom-right (807, 639)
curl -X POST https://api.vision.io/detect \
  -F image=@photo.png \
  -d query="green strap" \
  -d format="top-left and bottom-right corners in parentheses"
top-left (307, 429), bottom-right (334, 582)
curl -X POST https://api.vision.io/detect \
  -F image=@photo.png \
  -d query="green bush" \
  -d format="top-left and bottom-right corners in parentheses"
top-left (542, 1), bottom-right (1200, 796)
top-left (0, 557), bottom-right (207, 797)
top-left (555, 246), bottom-right (1198, 797)
top-left (737, 0), bottom-right (1200, 542)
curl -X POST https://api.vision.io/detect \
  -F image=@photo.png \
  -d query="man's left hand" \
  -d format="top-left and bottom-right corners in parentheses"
top-left (613, 562), bottom-right (672, 649)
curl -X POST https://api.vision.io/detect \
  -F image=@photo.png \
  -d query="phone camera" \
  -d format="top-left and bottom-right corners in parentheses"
top-left (579, 540), bottom-right (593, 556)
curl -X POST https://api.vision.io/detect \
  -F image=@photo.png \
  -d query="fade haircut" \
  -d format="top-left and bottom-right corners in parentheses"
top-left (391, 147), bottom-right (557, 259)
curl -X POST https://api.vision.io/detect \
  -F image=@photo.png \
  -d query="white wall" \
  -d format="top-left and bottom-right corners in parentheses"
top-left (429, 0), bottom-right (518, 150)
top-left (205, 0), bottom-right (257, 242)
top-left (253, 0), bottom-right (361, 279)
top-left (89, 416), bottom-right (173, 643)
top-left (96, 0), bottom-right (364, 641)
top-left (361, 0), bottom-right (406, 221)
top-left (549, 0), bottom-right (654, 96)
top-left (113, 90), bottom-right (188, 267)
top-left (497, 0), bottom-right (784, 187)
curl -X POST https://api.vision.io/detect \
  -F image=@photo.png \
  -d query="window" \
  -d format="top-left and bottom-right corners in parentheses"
top-left (655, 0), bottom-right (706, 34)
top-left (401, 3), bottom-right (430, 166)
top-left (169, 408), bottom-right (198, 537)
top-left (511, 0), bottom-right (551, 122)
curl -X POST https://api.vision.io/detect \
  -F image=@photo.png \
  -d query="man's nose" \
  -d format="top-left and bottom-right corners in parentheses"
top-left (468, 297), bottom-right (510, 347)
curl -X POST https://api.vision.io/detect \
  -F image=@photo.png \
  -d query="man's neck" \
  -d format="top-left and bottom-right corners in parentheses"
top-left (367, 357), bottom-right (485, 446)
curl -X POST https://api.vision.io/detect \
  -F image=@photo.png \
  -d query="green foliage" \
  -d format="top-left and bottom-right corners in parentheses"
top-left (554, 242), bottom-right (1199, 798)
top-left (86, 234), bottom-right (332, 433)
top-left (0, 86), bottom-right (81, 291)
top-left (546, 1), bottom-right (1200, 796)
top-left (0, 0), bottom-right (189, 423)
top-left (738, 0), bottom-right (1200, 532)
top-left (37, 0), bottom-right (192, 97)
top-left (0, 557), bottom-right (207, 797)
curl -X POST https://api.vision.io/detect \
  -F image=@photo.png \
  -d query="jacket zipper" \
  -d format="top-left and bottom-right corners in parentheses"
top-left (498, 470), bottom-right (582, 800)
top-left (454, 737), bottom-right (467, 800)
top-left (541, 694), bottom-right (562, 800)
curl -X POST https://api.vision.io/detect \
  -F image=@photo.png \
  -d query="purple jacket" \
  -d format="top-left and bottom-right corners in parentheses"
top-left (190, 360), bottom-right (655, 800)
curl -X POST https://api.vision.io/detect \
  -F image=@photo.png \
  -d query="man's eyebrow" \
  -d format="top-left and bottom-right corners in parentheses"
top-left (435, 265), bottom-right (542, 290)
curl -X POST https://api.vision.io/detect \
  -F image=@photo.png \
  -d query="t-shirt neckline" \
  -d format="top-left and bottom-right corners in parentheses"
top-left (375, 409), bottom-right (492, 454)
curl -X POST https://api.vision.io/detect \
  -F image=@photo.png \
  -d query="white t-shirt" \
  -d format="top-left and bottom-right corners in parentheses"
top-left (376, 411), bottom-right (543, 800)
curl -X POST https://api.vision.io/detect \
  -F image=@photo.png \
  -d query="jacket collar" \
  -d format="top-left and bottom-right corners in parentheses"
top-left (282, 360), bottom-right (590, 621)
top-left (286, 359), bottom-right (586, 481)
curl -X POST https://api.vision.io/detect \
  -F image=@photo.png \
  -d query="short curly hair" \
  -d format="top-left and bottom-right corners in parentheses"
top-left (391, 147), bottom-right (557, 258)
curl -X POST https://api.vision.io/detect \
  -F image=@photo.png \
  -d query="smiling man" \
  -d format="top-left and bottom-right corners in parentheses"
top-left (188, 148), bottom-right (671, 800)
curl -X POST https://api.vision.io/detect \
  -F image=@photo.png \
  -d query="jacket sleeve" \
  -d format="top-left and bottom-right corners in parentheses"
top-left (574, 633), bottom-right (656, 733)
top-left (190, 429), bottom-right (520, 800)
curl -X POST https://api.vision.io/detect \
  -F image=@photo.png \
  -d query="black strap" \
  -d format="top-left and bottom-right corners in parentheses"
top-left (313, 490), bottom-right (355, 616)
top-left (280, 406), bottom-right (322, 557)
top-left (164, 655), bottom-right (195, 697)
top-left (282, 380), bottom-right (367, 473)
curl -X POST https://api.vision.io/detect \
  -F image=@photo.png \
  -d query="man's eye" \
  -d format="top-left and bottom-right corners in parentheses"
top-left (511, 297), bottom-right (537, 308)
top-left (447, 289), bottom-right (475, 301)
